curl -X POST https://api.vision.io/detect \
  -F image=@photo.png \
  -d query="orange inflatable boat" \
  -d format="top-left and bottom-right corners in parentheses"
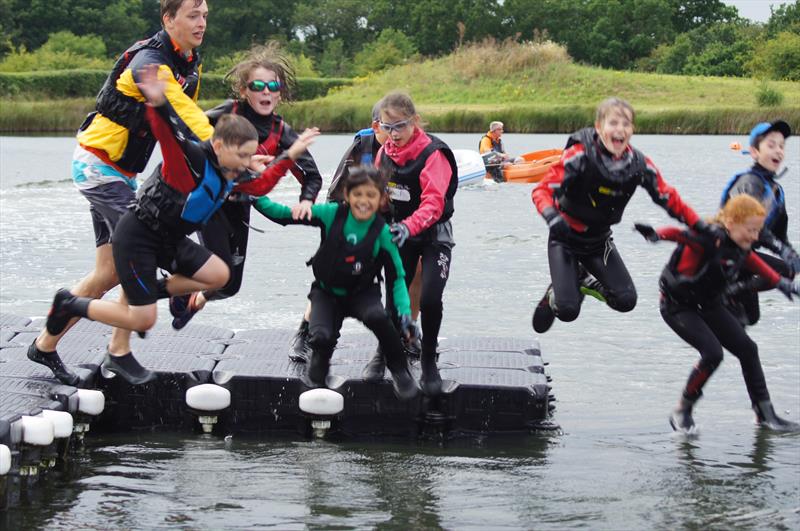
top-left (502, 148), bottom-right (563, 183)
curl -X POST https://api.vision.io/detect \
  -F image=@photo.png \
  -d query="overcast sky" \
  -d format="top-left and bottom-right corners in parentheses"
top-left (721, 0), bottom-right (792, 22)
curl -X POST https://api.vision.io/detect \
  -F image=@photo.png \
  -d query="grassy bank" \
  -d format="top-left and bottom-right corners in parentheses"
top-left (2, 41), bottom-right (798, 134)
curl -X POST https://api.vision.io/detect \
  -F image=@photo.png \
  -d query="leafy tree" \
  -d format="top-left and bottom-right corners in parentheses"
top-left (765, 0), bottom-right (800, 36)
top-left (352, 29), bottom-right (417, 76)
top-left (748, 31), bottom-right (800, 80)
top-left (203, 0), bottom-right (296, 63)
top-left (292, 0), bottom-right (371, 58)
top-left (0, 31), bottom-right (111, 71)
top-left (317, 39), bottom-right (352, 77)
top-left (668, 0), bottom-right (739, 34)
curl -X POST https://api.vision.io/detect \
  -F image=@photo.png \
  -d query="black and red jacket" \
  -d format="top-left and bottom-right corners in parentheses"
top-left (205, 99), bottom-right (322, 200)
top-left (533, 127), bottom-right (699, 236)
top-left (657, 226), bottom-right (781, 305)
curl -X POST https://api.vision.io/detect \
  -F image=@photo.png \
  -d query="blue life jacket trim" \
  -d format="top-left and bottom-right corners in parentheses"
top-left (181, 160), bottom-right (234, 225)
top-left (720, 170), bottom-right (784, 227)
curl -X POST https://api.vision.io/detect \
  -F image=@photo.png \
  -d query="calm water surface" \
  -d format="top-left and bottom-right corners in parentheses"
top-left (1, 133), bottom-right (799, 529)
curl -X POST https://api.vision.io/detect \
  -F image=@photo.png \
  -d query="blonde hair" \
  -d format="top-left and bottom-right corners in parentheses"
top-left (714, 194), bottom-right (766, 224)
top-left (596, 97), bottom-right (635, 124)
top-left (225, 42), bottom-right (296, 102)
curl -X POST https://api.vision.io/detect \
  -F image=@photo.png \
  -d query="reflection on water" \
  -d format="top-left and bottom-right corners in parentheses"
top-left (1, 134), bottom-right (799, 529)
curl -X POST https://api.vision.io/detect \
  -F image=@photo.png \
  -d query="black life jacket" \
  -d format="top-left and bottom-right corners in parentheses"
top-left (478, 134), bottom-right (503, 153)
top-left (311, 204), bottom-right (385, 293)
top-left (555, 127), bottom-right (647, 228)
top-left (659, 229), bottom-right (748, 304)
top-left (81, 31), bottom-right (202, 173)
top-left (720, 165), bottom-right (788, 242)
top-left (134, 143), bottom-right (233, 236)
top-left (380, 134), bottom-right (458, 225)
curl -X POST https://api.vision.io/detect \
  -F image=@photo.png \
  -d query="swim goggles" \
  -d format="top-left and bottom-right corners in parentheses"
top-left (378, 119), bottom-right (412, 133)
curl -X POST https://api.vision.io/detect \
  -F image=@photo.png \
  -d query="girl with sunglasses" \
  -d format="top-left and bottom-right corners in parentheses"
top-left (169, 44), bottom-right (323, 328)
top-left (361, 91), bottom-right (458, 396)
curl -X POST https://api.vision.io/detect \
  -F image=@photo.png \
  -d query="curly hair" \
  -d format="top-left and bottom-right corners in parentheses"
top-left (224, 42), bottom-right (296, 103)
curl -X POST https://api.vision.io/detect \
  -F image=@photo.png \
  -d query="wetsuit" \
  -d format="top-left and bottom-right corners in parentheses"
top-left (73, 29), bottom-right (212, 246)
top-left (377, 128), bottom-right (458, 352)
top-left (113, 103), bottom-right (240, 306)
top-left (327, 128), bottom-right (380, 202)
top-left (198, 99), bottom-right (323, 301)
top-left (656, 226), bottom-right (783, 405)
top-left (254, 198), bottom-right (410, 364)
top-left (532, 127), bottom-right (700, 321)
top-left (720, 163), bottom-right (796, 325)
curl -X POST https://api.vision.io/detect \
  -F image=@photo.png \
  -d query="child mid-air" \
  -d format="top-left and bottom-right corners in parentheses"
top-left (254, 166), bottom-right (419, 401)
top-left (635, 194), bottom-right (800, 434)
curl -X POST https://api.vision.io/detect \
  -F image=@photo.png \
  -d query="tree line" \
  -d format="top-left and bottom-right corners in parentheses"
top-left (1, 0), bottom-right (798, 80)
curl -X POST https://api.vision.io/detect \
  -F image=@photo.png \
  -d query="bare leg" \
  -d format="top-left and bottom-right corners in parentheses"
top-left (410, 259), bottom-right (422, 321)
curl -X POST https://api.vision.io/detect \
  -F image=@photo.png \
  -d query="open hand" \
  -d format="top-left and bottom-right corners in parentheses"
top-left (287, 127), bottom-right (321, 161)
top-left (134, 64), bottom-right (166, 106)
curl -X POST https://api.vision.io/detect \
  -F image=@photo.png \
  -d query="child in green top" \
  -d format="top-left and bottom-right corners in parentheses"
top-left (254, 166), bottom-right (419, 400)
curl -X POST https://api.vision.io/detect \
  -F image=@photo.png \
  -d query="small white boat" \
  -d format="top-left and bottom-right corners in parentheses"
top-left (453, 149), bottom-right (487, 187)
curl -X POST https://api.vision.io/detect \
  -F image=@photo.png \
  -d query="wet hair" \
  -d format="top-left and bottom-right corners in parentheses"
top-left (377, 91), bottom-right (417, 120)
top-left (212, 114), bottom-right (258, 146)
top-left (225, 42), bottom-right (296, 103)
top-left (161, 0), bottom-right (203, 21)
top-left (490, 121), bottom-right (504, 131)
top-left (344, 166), bottom-right (386, 196)
top-left (596, 97), bottom-right (635, 124)
top-left (713, 194), bottom-right (766, 225)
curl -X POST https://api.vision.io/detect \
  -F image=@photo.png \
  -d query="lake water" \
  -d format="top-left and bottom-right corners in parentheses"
top-left (1, 133), bottom-right (799, 529)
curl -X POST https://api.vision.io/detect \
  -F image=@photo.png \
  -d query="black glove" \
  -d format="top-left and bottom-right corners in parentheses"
top-left (693, 219), bottom-right (724, 243)
top-left (542, 207), bottom-right (570, 240)
top-left (389, 223), bottom-right (410, 247)
top-left (399, 314), bottom-right (415, 339)
top-left (779, 246), bottom-right (800, 277)
top-left (633, 223), bottom-right (659, 243)
top-left (776, 277), bottom-right (799, 300)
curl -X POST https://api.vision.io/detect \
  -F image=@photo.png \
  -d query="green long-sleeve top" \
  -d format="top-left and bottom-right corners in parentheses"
top-left (254, 197), bottom-right (411, 316)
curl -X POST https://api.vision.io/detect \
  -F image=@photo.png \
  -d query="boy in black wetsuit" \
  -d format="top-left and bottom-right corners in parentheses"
top-left (531, 97), bottom-right (707, 333)
top-left (720, 120), bottom-right (799, 326)
top-left (37, 66), bottom-right (263, 384)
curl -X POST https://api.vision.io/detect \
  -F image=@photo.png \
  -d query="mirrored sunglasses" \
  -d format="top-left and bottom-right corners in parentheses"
top-left (247, 79), bottom-right (281, 93)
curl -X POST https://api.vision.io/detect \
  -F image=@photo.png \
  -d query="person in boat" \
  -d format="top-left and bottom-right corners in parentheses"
top-left (633, 194), bottom-right (800, 433)
top-left (27, 0), bottom-right (213, 386)
top-left (719, 120), bottom-right (799, 327)
top-left (360, 91), bottom-right (458, 396)
top-left (253, 166), bottom-right (419, 401)
top-left (479, 121), bottom-right (512, 183)
top-left (41, 65), bottom-right (275, 385)
top-left (166, 43), bottom-right (322, 330)
top-left (531, 97), bottom-right (709, 334)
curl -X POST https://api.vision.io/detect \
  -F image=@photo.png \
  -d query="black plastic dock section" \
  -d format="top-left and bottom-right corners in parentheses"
top-left (0, 312), bottom-right (555, 508)
top-left (1, 312), bottom-right (555, 435)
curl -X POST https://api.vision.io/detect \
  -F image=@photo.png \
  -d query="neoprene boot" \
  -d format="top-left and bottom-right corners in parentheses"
top-left (580, 274), bottom-right (607, 303)
top-left (46, 288), bottom-right (91, 336)
top-left (289, 319), bottom-right (311, 363)
top-left (303, 350), bottom-right (331, 389)
top-left (384, 346), bottom-right (419, 401)
top-left (669, 396), bottom-right (698, 434)
top-left (532, 285), bottom-right (556, 333)
top-left (403, 322), bottom-right (422, 358)
top-left (753, 400), bottom-right (800, 432)
top-left (361, 347), bottom-right (386, 382)
top-left (102, 352), bottom-right (157, 385)
top-left (419, 344), bottom-right (442, 396)
top-left (27, 341), bottom-right (81, 386)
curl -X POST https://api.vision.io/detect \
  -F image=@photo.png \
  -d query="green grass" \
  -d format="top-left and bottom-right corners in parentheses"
top-left (282, 57), bottom-right (800, 133)
top-left (2, 41), bottom-right (798, 134)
